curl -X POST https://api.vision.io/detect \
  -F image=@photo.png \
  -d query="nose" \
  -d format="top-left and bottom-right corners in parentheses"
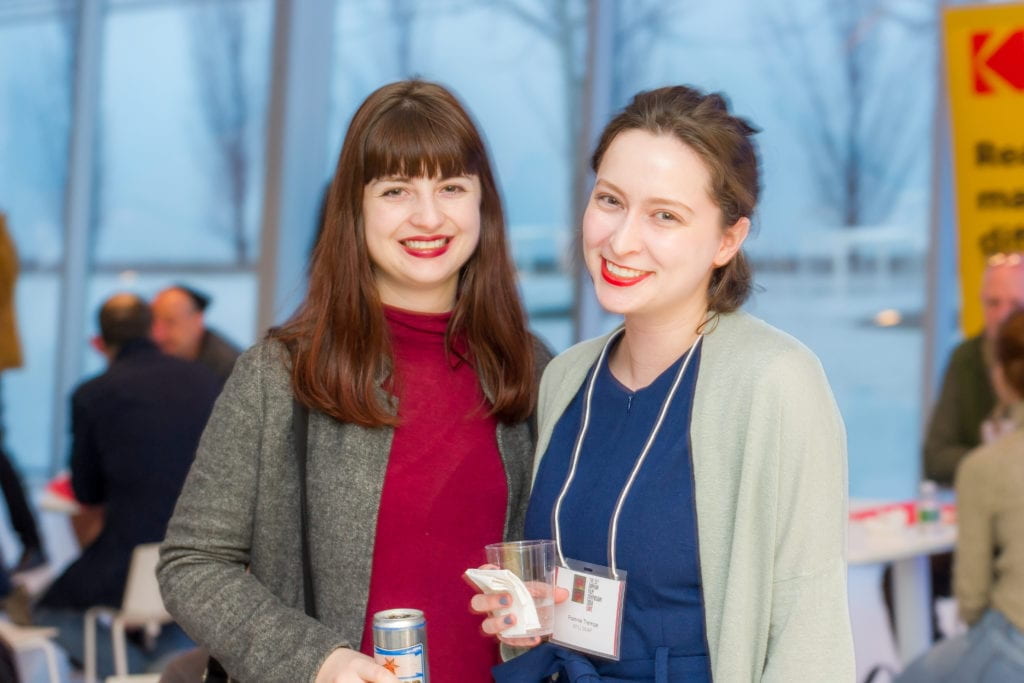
top-left (608, 211), bottom-right (643, 256)
top-left (410, 195), bottom-right (444, 231)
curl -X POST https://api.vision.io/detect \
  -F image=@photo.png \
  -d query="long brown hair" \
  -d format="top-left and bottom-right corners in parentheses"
top-left (271, 80), bottom-right (535, 426)
top-left (591, 85), bottom-right (760, 313)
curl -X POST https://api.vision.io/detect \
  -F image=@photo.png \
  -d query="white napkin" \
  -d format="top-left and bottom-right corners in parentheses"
top-left (464, 568), bottom-right (541, 636)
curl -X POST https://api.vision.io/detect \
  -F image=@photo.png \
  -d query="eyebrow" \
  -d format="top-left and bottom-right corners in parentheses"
top-left (595, 179), bottom-right (695, 217)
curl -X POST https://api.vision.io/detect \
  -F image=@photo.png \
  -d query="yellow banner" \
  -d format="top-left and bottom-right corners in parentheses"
top-left (944, 2), bottom-right (1024, 336)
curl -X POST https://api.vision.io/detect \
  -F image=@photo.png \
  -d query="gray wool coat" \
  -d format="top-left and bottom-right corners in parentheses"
top-left (157, 337), bottom-right (551, 682)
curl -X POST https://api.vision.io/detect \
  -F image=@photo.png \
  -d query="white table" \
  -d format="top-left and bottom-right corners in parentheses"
top-left (848, 499), bottom-right (956, 666)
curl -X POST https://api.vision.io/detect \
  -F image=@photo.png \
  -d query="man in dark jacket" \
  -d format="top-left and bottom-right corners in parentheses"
top-left (34, 293), bottom-right (220, 677)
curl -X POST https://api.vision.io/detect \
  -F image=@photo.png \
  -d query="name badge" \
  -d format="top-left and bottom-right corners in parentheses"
top-left (550, 559), bottom-right (626, 660)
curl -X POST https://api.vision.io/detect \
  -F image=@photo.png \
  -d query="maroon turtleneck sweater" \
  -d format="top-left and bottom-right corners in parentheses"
top-left (359, 306), bottom-right (507, 679)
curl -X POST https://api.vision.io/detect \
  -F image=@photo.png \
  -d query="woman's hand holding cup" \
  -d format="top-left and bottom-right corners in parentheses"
top-left (466, 543), bottom-right (570, 648)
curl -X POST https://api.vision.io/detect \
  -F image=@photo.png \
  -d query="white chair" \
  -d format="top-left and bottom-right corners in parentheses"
top-left (0, 621), bottom-right (62, 683)
top-left (84, 543), bottom-right (173, 683)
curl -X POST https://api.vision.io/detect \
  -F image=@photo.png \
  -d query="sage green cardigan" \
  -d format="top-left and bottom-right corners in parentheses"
top-left (533, 311), bottom-right (854, 682)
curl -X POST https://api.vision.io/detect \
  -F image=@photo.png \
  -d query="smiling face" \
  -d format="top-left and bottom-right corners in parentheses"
top-left (582, 129), bottom-right (749, 327)
top-left (362, 174), bottom-right (482, 312)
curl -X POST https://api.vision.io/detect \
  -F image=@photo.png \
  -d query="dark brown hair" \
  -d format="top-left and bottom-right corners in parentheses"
top-left (270, 80), bottom-right (535, 426)
top-left (99, 293), bottom-right (151, 348)
top-left (995, 309), bottom-right (1024, 397)
top-left (591, 85), bottom-right (760, 313)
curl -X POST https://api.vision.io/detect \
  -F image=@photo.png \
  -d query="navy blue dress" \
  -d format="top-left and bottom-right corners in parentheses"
top-left (497, 338), bottom-right (712, 682)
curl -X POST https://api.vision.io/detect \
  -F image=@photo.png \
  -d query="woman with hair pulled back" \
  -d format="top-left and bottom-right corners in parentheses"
top-left (158, 80), bottom-right (550, 682)
top-left (897, 309), bottom-right (1024, 682)
top-left (472, 85), bottom-right (854, 681)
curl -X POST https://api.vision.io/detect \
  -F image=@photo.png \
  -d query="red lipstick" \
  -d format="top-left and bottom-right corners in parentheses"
top-left (401, 237), bottom-right (451, 258)
top-left (600, 258), bottom-right (651, 287)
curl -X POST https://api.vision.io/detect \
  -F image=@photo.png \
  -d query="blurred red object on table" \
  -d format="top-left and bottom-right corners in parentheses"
top-left (849, 501), bottom-right (956, 526)
top-left (40, 472), bottom-right (81, 515)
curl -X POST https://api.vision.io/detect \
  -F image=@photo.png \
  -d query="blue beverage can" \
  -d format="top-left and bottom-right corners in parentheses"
top-left (372, 608), bottom-right (429, 682)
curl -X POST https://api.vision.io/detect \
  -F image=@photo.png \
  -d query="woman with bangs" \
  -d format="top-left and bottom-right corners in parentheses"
top-left (158, 80), bottom-right (550, 683)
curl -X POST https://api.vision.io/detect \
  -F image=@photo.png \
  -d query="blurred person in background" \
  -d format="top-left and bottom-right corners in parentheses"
top-left (897, 308), bottom-right (1024, 682)
top-left (151, 284), bottom-right (241, 384)
top-left (0, 212), bottom-right (46, 580)
top-left (33, 293), bottom-right (220, 678)
top-left (923, 252), bottom-right (1024, 486)
top-left (157, 80), bottom-right (550, 683)
top-left (914, 253), bottom-right (1024, 634)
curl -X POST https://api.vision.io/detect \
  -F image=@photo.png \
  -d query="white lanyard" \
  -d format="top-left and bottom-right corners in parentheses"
top-left (551, 330), bottom-right (702, 579)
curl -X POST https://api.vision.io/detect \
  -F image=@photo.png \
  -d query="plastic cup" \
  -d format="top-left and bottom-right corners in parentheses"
top-left (484, 539), bottom-right (556, 637)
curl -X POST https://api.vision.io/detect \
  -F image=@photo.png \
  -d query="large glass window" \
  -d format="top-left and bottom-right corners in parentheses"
top-left (0, 0), bottom-right (272, 474)
top-left (4, 0), bottom-right (954, 502)
top-left (0, 3), bottom-right (75, 473)
top-left (98, 0), bottom-right (271, 265)
top-left (614, 0), bottom-right (939, 498)
top-left (82, 0), bottom-right (272, 399)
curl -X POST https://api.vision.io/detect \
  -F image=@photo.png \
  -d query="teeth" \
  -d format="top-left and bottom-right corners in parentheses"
top-left (403, 238), bottom-right (447, 249)
top-left (606, 260), bottom-right (647, 278)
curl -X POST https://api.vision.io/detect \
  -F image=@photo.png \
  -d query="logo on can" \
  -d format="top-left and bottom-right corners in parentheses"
top-left (373, 608), bottom-right (428, 682)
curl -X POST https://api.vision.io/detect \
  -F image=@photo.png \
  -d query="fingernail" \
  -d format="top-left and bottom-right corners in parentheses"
top-left (499, 596), bottom-right (510, 606)
top-left (503, 615), bottom-right (513, 625)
